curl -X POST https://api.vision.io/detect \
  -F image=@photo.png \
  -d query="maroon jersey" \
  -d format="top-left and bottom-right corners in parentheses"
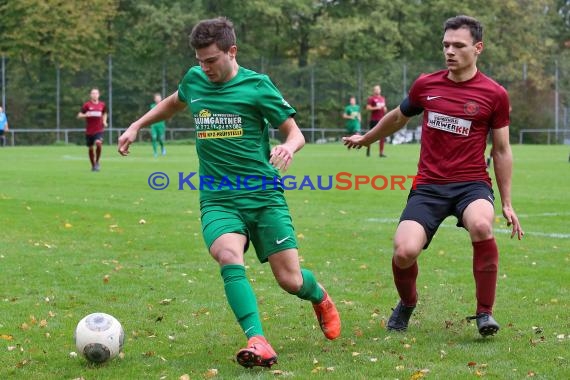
top-left (81, 101), bottom-right (107, 135)
top-left (406, 70), bottom-right (509, 187)
top-left (368, 95), bottom-right (386, 121)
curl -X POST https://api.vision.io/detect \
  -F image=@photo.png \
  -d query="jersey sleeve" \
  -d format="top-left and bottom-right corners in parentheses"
top-left (255, 76), bottom-right (296, 129)
top-left (177, 67), bottom-right (197, 104)
top-left (399, 75), bottom-right (426, 117)
top-left (399, 97), bottom-right (423, 117)
top-left (490, 86), bottom-right (510, 129)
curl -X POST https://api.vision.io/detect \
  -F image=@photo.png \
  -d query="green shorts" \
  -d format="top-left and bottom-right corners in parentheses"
top-left (200, 191), bottom-right (298, 263)
top-left (151, 124), bottom-right (165, 140)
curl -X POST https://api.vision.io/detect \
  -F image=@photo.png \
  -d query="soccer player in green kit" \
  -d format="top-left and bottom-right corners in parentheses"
top-left (118, 17), bottom-right (341, 368)
top-left (150, 93), bottom-right (166, 157)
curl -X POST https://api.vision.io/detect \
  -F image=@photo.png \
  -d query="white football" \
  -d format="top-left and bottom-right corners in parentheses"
top-left (74, 312), bottom-right (124, 363)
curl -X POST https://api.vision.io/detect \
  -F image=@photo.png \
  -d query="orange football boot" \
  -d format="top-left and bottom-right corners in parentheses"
top-left (236, 335), bottom-right (278, 368)
top-left (312, 285), bottom-right (341, 340)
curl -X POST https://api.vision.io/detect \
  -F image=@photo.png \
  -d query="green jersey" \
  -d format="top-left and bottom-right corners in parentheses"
top-left (177, 66), bottom-right (296, 202)
top-left (149, 103), bottom-right (166, 129)
top-left (344, 104), bottom-right (361, 133)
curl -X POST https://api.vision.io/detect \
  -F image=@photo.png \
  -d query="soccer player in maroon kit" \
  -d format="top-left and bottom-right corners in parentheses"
top-left (365, 84), bottom-right (388, 157)
top-left (343, 15), bottom-right (524, 336)
top-left (77, 88), bottom-right (107, 171)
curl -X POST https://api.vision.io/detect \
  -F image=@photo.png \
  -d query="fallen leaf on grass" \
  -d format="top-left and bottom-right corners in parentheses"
top-left (529, 336), bottom-right (545, 346)
top-left (410, 369), bottom-right (429, 379)
top-left (1, 334), bottom-right (13, 340)
top-left (16, 359), bottom-right (30, 368)
top-left (179, 374), bottom-right (191, 380)
top-left (270, 369), bottom-right (294, 375)
top-left (311, 366), bottom-right (334, 373)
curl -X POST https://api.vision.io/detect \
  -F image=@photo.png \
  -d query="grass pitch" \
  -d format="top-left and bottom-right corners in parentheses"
top-left (0, 143), bottom-right (569, 379)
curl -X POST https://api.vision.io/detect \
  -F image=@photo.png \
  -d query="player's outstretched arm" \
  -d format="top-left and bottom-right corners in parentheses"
top-left (270, 117), bottom-right (305, 171)
top-left (118, 92), bottom-right (186, 156)
top-left (343, 106), bottom-right (409, 149)
top-left (491, 127), bottom-right (524, 240)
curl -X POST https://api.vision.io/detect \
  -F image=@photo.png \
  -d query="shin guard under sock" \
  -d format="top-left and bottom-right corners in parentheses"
top-left (392, 258), bottom-right (418, 306)
top-left (472, 238), bottom-right (499, 314)
top-left (221, 264), bottom-right (264, 338)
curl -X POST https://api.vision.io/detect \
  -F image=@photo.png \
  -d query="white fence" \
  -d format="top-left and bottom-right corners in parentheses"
top-left (518, 129), bottom-right (570, 144)
top-left (1, 127), bottom-right (356, 146)
top-left (4, 127), bottom-right (569, 147)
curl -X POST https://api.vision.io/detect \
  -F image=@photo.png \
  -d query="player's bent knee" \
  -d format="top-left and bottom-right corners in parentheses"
top-left (211, 249), bottom-right (243, 266)
top-left (468, 220), bottom-right (494, 240)
top-left (277, 276), bottom-right (302, 294)
top-left (393, 244), bottom-right (421, 266)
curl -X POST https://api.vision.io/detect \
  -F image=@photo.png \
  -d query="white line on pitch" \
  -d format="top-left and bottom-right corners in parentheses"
top-left (365, 218), bottom-right (570, 239)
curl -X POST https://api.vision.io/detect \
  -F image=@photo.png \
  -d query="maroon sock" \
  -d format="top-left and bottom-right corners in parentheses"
top-left (472, 238), bottom-right (499, 315)
top-left (392, 258), bottom-right (418, 306)
top-left (95, 144), bottom-right (102, 163)
top-left (88, 149), bottom-right (95, 166)
top-left (380, 139), bottom-right (385, 154)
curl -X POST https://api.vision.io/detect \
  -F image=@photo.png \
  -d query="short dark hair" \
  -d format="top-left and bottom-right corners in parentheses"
top-left (444, 15), bottom-right (483, 43)
top-left (189, 17), bottom-right (236, 52)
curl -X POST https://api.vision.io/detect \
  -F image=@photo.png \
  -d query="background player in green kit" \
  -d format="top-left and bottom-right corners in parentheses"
top-left (118, 17), bottom-right (341, 369)
top-left (150, 93), bottom-right (166, 157)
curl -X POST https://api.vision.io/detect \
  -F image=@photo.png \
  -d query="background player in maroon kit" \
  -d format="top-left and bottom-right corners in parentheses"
top-left (365, 84), bottom-right (388, 157)
top-left (77, 88), bottom-right (107, 171)
top-left (343, 15), bottom-right (524, 336)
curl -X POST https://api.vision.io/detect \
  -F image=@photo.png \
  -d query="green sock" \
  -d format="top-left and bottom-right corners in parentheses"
top-left (295, 268), bottom-right (324, 303)
top-left (152, 139), bottom-right (158, 155)
top-left (221, 264), bottom-right (264, 339)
